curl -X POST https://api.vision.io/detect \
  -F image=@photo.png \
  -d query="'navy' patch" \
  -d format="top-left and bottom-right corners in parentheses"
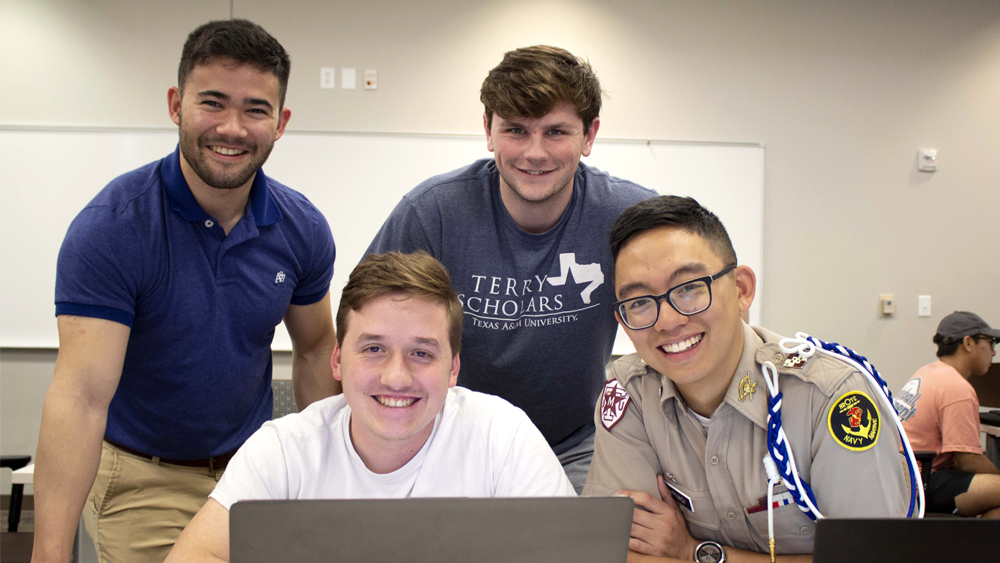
top-left (828, 390), bottom-right (880, 451)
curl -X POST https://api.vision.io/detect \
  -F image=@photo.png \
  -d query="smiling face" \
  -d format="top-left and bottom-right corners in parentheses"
top-left (332, 293), bottom-right (460, 472)
top-left (484, 102), bottom-right (598, 231)
top-left (168, 58), bottom-right (291, 192)
top-left (614, 226), bottom-right (755, 404)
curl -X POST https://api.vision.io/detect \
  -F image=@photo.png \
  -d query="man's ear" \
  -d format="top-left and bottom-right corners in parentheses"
top-left (331, 344), bottom-right (344, 382)
top-left (962, 335), bottom-right (977, 353)
top-left (168, 86), bottom-right (182, 126)
top-left (448, 353), bottom-right (460, 388)
top-left (581, 117), bottom-right (600, 157)
top-left (484, 113), bottom-right (494, 153)
top-left (734, 265), bottom-right (756, 318)
top-left (274, 106), bottom-right (292, 141)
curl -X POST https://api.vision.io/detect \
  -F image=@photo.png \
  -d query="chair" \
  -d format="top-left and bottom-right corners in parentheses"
top-left (912, 450), bottom-right (962, 518)
top-left (2, 455), bottom-right (31, 532)
top-left (271, 379), bottom-right (298, 419)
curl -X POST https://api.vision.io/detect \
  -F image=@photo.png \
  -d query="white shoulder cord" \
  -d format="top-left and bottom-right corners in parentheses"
top-left (759, 333), bottom-right (925, 562)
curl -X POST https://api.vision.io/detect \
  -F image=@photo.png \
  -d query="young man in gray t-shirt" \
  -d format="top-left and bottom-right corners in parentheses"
top-left (367, 46), bottom-right (655, 492)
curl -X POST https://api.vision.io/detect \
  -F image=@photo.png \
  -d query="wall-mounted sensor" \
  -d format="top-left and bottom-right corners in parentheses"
top-left (918, 149), bottom-right (938, 172)
top-left (879, 294), bottom-right (895, 317)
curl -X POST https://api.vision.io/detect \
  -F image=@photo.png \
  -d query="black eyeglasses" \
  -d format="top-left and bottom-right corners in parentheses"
top-left (614, 264), bottom-right (737, 330)
top-left (975, 335), bottom-right (998, 351)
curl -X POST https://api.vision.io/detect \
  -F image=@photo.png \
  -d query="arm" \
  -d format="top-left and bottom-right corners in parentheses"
top-left (952, 451), bottom-right (1000, 475)
top-left (164, 498), bottom-right (230, 563)
top-left (283, 291), bottom-right (340, 409)
top-left (938, 396), bottom-right (989, 471)
top-left (619, 477), bottom-right (812, 563)
top-left (31, 316), bottom-right (129, 563)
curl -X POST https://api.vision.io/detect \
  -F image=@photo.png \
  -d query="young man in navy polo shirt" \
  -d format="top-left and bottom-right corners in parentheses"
top-left (32, 20), bottom-right (339, 563)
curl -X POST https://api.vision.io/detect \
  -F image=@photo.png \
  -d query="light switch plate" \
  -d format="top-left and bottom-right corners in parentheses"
top-left (918, 295), bottom-right (931, 317)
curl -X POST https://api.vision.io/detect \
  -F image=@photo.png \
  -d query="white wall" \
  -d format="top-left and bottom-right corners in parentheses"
top-left (3, 0), bottom-right (999, 466)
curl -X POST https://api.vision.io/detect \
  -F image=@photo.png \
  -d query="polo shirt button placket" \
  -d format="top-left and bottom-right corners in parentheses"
top-left (205, 219), bottom-right (214, 228)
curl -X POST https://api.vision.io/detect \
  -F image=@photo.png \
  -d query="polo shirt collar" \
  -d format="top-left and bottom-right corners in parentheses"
top-left (161, 146), bottom-right (283, 227)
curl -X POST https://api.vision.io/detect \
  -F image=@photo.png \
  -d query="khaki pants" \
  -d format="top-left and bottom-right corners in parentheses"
top-left (82, 441), bottom-right (224, 563)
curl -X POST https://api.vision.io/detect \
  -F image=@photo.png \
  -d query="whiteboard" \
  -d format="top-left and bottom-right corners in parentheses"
top-left (0, 127), bottom-right (763, 353)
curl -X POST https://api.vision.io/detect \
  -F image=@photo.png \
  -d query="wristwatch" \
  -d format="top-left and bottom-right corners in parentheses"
top-left (694, 540), bottom-right (726, 563)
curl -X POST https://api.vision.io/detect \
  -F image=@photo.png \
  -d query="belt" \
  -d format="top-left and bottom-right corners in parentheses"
top-left (104, 438), bottom-right (238, 471)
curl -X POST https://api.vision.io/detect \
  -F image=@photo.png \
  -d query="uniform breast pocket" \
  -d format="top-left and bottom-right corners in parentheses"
top-left (745, 501), bottom-right (816, 554)
top-left (664, 481), bottom-right (721, 534)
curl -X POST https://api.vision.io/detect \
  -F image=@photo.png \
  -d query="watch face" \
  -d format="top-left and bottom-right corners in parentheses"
top-left (696, 542), bottom-right (724, 563)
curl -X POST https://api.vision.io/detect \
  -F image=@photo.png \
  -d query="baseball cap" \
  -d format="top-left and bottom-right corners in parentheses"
top-left (936, 311), bottom-right (1000, 344)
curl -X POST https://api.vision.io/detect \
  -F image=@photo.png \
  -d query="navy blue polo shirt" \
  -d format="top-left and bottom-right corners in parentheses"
top-left (55, 148), bottom-right (335, 459)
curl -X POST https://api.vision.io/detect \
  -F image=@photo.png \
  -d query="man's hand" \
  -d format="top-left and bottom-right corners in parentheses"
top-left (617, 475), bottom-right (698, 559)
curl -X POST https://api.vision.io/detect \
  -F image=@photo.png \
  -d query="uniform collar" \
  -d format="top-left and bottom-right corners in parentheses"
top-left (720, 322), bottom-right (769, 430)
top-left (161, 146), bottom-right (283, 227)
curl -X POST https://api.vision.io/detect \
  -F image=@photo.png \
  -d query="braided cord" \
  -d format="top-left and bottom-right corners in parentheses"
top-left (763, 361), bottom-right (822, 521)
top-left (799, 334), bottom-right (921, 518)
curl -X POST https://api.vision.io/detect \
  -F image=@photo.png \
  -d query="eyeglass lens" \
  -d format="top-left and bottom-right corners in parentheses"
top-left (620, 280), bottom-right (711, 328)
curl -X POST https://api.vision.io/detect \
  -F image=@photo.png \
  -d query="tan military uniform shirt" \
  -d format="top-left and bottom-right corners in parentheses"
top-left (584, 323), bottom-right (910, 554)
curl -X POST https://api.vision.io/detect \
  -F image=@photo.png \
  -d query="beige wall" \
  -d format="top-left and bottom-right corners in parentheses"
top-left (3, 0), bottom-right (999, 467)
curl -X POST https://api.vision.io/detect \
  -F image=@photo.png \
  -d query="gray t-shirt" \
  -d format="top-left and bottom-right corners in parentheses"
top-left (367, 158), bottom-right (656, 446)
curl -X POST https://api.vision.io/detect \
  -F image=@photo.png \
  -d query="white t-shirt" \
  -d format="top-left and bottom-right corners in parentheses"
top-left (211, 387), bottom-right (576, 509)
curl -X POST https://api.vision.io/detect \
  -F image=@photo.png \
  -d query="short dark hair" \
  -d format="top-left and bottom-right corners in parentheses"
top-left (933, 333), bottom-right (962, 358)
top-left (481, 45), bottom-right (602, 134)
top-left (178, 19), bottom-right (291, 108)
top-left (337, 252), bottom-right (463, 357)
top-left (610, 196), bottom-right (738, 266)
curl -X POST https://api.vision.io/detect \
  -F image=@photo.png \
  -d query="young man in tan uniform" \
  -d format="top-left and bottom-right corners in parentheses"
top-left (584, 196), bottom-right (911, 562)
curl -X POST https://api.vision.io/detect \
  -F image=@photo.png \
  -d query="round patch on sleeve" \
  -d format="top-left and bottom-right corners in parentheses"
top-left (828, 390), bottom-right (880, 451)
top-left (600, 378), bottom-right (632, 431)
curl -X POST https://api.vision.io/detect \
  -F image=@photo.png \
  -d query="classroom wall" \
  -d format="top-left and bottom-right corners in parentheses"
top-left (3, 0), bottom-right (999, 479)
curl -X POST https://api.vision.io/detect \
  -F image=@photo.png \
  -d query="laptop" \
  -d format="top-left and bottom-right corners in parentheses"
top-left (230, 497), bottom-right (634, 563)
top-left (814, 518), bottom-right (999, 563)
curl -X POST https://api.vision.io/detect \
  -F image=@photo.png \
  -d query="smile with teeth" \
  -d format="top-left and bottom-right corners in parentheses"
top-left (517, 167), bottom-right (551, 175)
top-left (660, 333), bottom-right (704, 354)
top-left (375, 396), bottom-right (417, 408)
top-left (210, 146), bottom-right (247, 156)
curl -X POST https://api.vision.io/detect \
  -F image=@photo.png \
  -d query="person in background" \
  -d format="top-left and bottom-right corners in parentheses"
top-left (33, 19), bottom-right (339, 563)
top-left (895, 311), bottom-right (1000, 518)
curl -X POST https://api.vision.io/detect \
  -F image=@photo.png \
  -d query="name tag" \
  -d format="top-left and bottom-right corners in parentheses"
top-left (664, 481), bottom-right (694, 513)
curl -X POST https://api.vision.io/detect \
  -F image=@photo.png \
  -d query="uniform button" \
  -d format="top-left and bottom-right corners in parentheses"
top-left (726, 511), bottom-right (737, 520)
top-left (799, 526), bottom-right (810, 534)
top-left (204, 219), bottom-right (214, 228)
top-left (710, 455), bottom-right (719, 465)
top-left (773, 353), bottom-right (784, 362)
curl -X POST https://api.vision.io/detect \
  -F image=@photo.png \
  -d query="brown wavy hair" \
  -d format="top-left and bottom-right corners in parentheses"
top-left (481, 45), bottom-right (602, 134)
top-left (337, 252), bottom-right (462, 356)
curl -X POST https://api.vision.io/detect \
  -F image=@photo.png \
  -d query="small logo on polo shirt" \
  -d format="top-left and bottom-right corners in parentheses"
top-left (275, 271), bottom-right (286, 283)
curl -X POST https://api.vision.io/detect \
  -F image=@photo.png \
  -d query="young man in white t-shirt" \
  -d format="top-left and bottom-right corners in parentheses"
top-left (167, 251), bottom-right (575, 562)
